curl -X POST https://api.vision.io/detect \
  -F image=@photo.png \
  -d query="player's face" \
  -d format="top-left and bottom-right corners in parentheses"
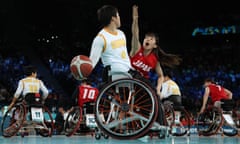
top-left (113, 12), bottom-right (121, 28)
top-left (116, 13), bottom-right (121, 28)
top-left (143, 36), bottom-right (157, 50)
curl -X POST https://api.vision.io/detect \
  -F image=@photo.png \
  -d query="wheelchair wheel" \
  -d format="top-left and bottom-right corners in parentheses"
top-left (163, 101), bottom-right (175, 130)
top-left (171, 106), bottom-right (191, 136)
top-left (33, 105), bottom-right (54, 137)
top-left (197, 106), bottom-right (223, 136)
top-left (221, 111), bottom-right (238, 137)
top-left (64, 106), bottom-right (83, 137)
top-left (95, 78), bottom-right (158, 140)
top-left (1, 104), bottom-right (26, 137)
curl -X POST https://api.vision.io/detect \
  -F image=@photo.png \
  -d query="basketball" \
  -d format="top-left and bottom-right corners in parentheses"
top-left (70, 55), bottom-right (93, 80)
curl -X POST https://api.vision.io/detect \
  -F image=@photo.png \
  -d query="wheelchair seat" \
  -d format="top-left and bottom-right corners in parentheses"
top-left (83, 102), bottom-right (95, 114)
top-left (24, 93), bottom-right (42, 106)
top-left (221, 99), bottom-right (235, 111)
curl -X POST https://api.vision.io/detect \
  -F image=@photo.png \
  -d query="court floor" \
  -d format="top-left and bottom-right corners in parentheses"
top-left (1, 134), bottom-right (239, 144)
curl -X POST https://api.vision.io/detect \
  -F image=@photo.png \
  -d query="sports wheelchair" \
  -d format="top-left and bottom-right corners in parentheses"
top-left (94, 75), bottom-right (163, 140)
top-left (1, 93), bottom-right (54, 137)
top-left (163, 100), bottom-right (191, 137)
top-left (197, 99), bottom-right (240, 136)
top-left (63, 102), bottom-right (109, 140)
top-left (148, 96), bottom-right (191, 139)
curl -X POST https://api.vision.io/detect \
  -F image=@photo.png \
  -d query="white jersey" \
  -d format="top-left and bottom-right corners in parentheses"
top-left (89, 28), bottom-right (132, 74)
top-left (161, 79), bottom-right (181, 98)
top-left (14, 77), bottom-right (49, 99)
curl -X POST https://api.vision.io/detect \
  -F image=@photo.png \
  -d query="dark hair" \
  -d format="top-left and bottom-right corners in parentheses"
top-left (24, 65), bottom-right (37, 76)
top-left (146, 32), bottom-right (182, 68)
top-left (204, 78), bottom-right (215, 84)
top-left (163, 68), bottom-right (173, 79)
top-left (97, 5), bottom-right (118, 27)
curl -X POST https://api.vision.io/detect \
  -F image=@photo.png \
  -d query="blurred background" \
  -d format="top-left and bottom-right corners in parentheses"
top-left (0, 0), bottom-right (240, 116)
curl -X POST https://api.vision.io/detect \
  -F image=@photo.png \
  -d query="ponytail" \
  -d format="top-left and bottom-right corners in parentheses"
top-left (145, 32), bottom-right (182, 68)
top-left (154, 47), bottom-right (182, 68)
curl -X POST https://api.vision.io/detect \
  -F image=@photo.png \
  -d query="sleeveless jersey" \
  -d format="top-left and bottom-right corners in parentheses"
top-left (78, 85), bottom-right (99, 108)
top-left (208, 84), bottom-right (228, 103)
top-left (130, 47), bottom-right (158, 78)
top-left (161, 79), bottom-right (181, 98)
top-left (97, 28), bottom-right (132, 73)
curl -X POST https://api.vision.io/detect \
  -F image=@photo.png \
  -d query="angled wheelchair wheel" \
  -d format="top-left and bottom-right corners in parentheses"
top-left (1, 104), bottom-right (26, 137)
top-left (222, 125), bottom-right (238, 136)
top-left (95, 78), bottom-right (158, 140)
top-left (197, 106), bottom-right (223, 136)
top-left (64, 106), bottom-right (83, 137)
top-left (149, 101), bottom-right (175, 139)
top-left (221, 111), bottom-right (238, 137)
top-left (171, 106), bottom-right (191, 137)
top-left (33, 104), bottom-right (54, 137)
top-left (163, 101), bottom-right (175, 130)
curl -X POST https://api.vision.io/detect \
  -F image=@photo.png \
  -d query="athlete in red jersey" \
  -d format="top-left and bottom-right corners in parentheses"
top-left (130, 5), bottom-right (182, 128)
top-left (72, 79), bottom-right (99, 108)
top-left (131, 46), bottom-right (158, 79)
top-left (199, 78), bottom-right (232, 113)
top-left (130, 5), bottom-right (182, 96)
top-left (76, 83), bottom-right (99, 108)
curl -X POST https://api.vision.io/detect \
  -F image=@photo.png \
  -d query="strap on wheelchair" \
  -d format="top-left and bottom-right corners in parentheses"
top-left (102, 65), bottom-right (111, 83)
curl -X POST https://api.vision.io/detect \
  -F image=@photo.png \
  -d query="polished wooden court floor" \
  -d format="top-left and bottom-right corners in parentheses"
top-left (1, 134), bottom-right (239, 144)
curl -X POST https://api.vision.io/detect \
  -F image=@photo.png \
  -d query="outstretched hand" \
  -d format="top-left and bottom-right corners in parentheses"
top-left (132, 5), bottom-right (138, 19)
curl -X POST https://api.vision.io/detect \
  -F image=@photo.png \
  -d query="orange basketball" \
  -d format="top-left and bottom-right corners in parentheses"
top-left (70, 55), bottom-right (93, 80)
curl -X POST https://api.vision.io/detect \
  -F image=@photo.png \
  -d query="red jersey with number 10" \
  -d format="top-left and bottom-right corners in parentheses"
top-left (78, 85), bottom-right (99, 107)
top-left (130, 47), bottom-right (158, 79)
top-left (208, 84), bottom-right (228, 103)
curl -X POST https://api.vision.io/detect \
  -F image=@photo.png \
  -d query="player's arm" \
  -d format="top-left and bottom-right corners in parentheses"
top-left (39, 80), bottom-right (49, 101)
top-left (224, 88), bottom-right (232, 99)
top-left (130, 5), bottom-right (141, 57)
top-left (155, 62), bottom-right (164, 98)
top-left (8, 80), bottom-right (23, 110)
top-left (89, 35), bottom-right (104, 68)
top-left (200, 87), bottom-right (210, 113)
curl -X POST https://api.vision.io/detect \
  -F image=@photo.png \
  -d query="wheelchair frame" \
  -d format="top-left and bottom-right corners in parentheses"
top-left (94, 78), bottom-right (160, 140)
top-left (63, 103), bottom-right (109, 140)
top-left (1, 99), bottom-right (54, 137)
top-left (196, 100), bottom-right (240, 137)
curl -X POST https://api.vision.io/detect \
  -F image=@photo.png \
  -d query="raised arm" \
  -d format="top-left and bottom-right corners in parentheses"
top-left (130, 5), bottom-right (141, 57)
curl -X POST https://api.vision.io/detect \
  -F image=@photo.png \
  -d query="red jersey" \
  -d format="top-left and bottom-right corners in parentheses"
top-left (208, 84), bottom-right (228, 103)
top-left (77, 85), bottom-right (99, 107)
top-left (130, 47), bottom-right (158, 78)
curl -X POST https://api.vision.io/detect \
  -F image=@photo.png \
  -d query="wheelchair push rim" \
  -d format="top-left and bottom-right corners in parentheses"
top-left (95, 78), bottom-right (159, 140)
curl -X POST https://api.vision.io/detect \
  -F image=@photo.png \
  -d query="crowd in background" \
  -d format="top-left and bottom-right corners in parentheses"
top-left (1, 34), bottom-right (240, 118)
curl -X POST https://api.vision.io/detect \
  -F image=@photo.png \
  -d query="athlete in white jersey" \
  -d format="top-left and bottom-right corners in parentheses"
top-left (8, 65), bottom-right (49, 110)
top-left (160, 69), bottom-right (182, 105)
top-left (89, 5), bottom-right (132, 80)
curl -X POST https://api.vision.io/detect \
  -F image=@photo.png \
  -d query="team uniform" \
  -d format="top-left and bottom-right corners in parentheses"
top-left (14, 77), bottom-right (49, 100)
top-left (75, 85), bottom-right (99, 108)
top-left (161, 79), bottom-right (181, 99)
top-left (89, 28), bottom-right (132, 80)
top-left (161, 79), bottom-right (182, 105)
top-left (207, 83), bottom-right (229, 104)
top-left (130, 47), bottom-right (158, 79)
